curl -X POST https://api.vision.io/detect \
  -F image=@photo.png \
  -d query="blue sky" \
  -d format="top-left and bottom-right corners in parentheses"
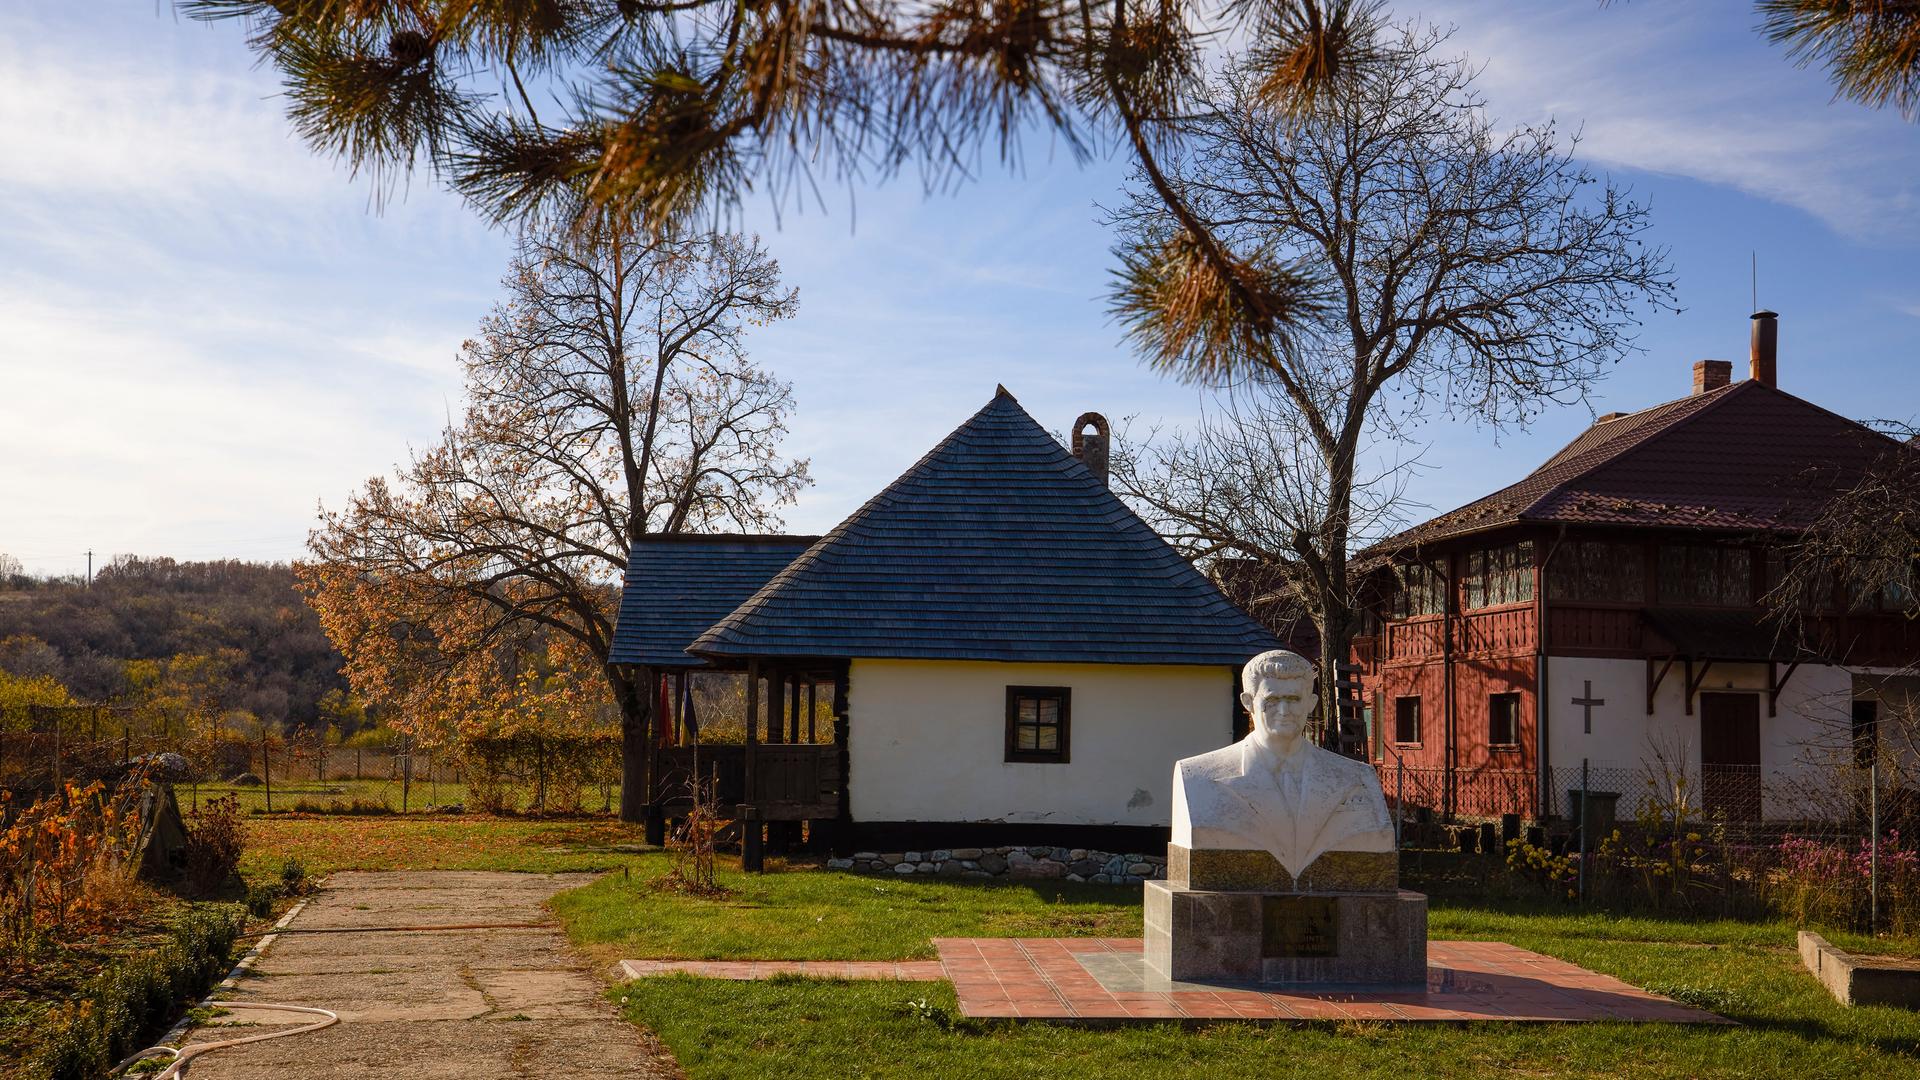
top-left (1, 2), bottom-right (1916, 576)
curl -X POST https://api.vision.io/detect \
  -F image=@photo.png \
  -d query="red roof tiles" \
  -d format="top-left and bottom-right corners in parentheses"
top-left (1375, 380), bottom-right (1904, 551)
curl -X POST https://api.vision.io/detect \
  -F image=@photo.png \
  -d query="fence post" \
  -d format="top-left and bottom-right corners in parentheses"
top-left (1578, 758), bottom-right (1590, 906)
top-left (1870, 757), bottom-right (1880, 935)
top-left (263, 731), bottom-right (273, 814)
top-left (1395, 755), bottom-right (1405, 850)
top-left (402, 736), bottom-right (412, 813)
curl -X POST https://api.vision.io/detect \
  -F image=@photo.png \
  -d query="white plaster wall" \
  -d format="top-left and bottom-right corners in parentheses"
top-left (847, 659), bottom-right (1237, 826)
top-left (1544, 656), bottom-right (1855, 819)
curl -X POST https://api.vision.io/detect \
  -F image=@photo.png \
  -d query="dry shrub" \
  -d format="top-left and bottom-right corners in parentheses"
top-left (181, 794), bottom-right (245, 893)
top-left (661, 770), bottom-right (727, 897)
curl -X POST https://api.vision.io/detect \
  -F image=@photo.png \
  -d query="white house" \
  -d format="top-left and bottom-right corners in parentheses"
top-left (609, 388), bottom-right (1278, 852)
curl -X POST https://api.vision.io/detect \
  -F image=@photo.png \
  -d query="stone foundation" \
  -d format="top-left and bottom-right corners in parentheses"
top-left (1143, 880), bottom-right (1427, 987)
top-left (826, 846), bottom-right (1166, 883)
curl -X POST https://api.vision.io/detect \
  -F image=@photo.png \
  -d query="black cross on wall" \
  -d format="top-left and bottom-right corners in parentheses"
top-left (1572, 680), bottom-right (1606, 735)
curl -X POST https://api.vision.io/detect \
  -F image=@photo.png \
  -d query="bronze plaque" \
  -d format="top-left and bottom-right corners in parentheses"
top-left (1261, 896), bottom-right (1339, 958)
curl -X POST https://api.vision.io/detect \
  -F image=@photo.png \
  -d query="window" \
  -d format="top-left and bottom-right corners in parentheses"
top-left (1657, 544), bottom-right (1753, 606)
top-left (1390, 562), bottom-right (1446, 617)
top-left (1464, 541), bottom-right (1536, 609)
top-left (1393, 696), bottom-right (1422, 745)
top-left (1005, 686), bottom-right (1070, 763)
top-left (1488, 693), bottom-right (1521, 749)
top-left (1547, 540), bottom-right (1646, 603)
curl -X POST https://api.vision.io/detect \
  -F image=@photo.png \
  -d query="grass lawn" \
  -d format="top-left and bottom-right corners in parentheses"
top-left (238, 813), bottom-right (651, 877)
top-left (239, 815), bottom-right (1920, 1079)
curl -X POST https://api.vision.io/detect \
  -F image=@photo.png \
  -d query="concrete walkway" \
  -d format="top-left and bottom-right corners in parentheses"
top-left (179, 871), bottom-right (676, 1079)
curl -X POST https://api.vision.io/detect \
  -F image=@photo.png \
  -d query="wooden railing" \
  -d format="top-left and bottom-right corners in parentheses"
top-left (1382, 606), bottom-right (1536, 662)
top-left (652, 743), bottom-right (841, 821)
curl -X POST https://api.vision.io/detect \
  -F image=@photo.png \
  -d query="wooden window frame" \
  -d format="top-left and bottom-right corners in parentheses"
top-left (1392, 695), bottom-right (1422, 747)
top-left (1488, 692), bottom-right (1522, 751)
top-left (1005, 686), bottom-right (1071, 764)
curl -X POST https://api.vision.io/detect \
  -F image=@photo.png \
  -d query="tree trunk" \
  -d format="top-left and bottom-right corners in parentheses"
top-left (1315, 601), bottom-right (1361, 758)
top-left (611, 665), bottom-right (654, 823)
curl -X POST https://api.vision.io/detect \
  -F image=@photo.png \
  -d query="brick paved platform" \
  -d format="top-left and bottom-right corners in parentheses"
top-left (932, 938), bottom-right (1731, 1023)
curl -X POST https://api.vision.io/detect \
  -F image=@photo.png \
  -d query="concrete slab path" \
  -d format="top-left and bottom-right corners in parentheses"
top-left (179, 871), bottom-right (676, 1079)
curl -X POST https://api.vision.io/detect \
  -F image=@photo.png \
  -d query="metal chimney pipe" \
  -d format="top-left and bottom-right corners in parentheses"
top-left (1750, 310), bottom-right (1778, 388)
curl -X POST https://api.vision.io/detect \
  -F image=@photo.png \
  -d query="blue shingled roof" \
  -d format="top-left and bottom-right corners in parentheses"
top-left (607, 535), bottom-right (818, 667)
top-left (687, 389), bottom-right (1280, 665)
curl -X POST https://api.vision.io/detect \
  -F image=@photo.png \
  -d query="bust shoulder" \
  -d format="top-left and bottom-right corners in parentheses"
top-left (1307, 745), bottom-right (1383, 786)
top-left (1173, 742), bottom-right (1244, 784)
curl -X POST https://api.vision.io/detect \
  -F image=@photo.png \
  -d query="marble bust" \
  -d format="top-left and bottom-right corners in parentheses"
top-left (1170, 649), bottom-right (1393, 880)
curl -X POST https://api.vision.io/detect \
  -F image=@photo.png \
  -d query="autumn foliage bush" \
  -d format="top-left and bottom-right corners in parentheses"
top-left (0, 777), bottom-right (147, 963)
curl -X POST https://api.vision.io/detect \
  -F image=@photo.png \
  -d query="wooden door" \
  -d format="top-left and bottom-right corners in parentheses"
top-left (1699, 693), bottom-right (1761, 822)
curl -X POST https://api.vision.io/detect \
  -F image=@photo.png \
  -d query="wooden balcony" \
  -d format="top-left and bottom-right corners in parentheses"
top-left (1381, 606), bottom-right (1537, 663)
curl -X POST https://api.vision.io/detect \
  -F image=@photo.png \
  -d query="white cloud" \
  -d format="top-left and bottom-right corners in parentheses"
top-left (1425, 0), bottom-right (1920, 242)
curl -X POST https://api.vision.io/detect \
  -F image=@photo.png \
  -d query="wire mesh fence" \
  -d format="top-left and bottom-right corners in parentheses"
top-left (1, 706), bottom-right (625, 817)
top-left (1376, 755), bottom-right (1916, 934)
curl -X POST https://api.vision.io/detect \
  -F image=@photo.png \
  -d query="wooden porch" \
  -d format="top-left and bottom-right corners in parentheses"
top-left (643, 659), bottom-right (850, 865)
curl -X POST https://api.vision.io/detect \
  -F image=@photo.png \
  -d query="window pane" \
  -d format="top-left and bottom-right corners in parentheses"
top-left (1036, 698), bottom-right (1058, 724)
top-left (1035, 726), bottom-right (1057, 751)
top-left (1658, 546), bottom-right (1688, 603)
top-left (1018, 699), bottom-right (1037, 722)
top-left (1615, 544), bottom-right (1644, 602)
top-left (1721, 550), bottom-right (1751, 605)
top-left (1017, 725), bottom-right (1038, 751)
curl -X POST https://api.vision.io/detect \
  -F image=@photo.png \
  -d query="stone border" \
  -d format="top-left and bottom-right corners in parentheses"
top-left (1799, 931), bottom-right (1920, 1009)
top-left (827, 846), bottom-right (1166, 883)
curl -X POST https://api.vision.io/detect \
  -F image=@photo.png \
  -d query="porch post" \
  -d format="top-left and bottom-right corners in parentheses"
top-left (832, 663), bottom-right (853, 856)
top-left (644, 667), bottom-right (667, 845)
top-left (743, 659), bottom-right (761, 871)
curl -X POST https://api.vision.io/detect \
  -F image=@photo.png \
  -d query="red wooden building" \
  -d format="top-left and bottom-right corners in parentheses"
top-left (1357, 313), bottom-right (1919, 823)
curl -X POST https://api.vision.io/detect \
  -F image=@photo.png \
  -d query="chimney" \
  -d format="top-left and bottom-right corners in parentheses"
top-left (1750, 310), bottom-right (1778, 388)
top-left (1072, 412), bottom-right (1110, 487)
top-left (1692, 359), bottom-right (1732, 396)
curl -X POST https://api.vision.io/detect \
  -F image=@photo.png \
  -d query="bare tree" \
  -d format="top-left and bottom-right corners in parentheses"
top-left (1767, 425), bottom-right (1920, 636)
top-left (302, 226), bottom-right (807, 820)
top-left (1104, 24), bottom-right (1676, 742)
top-left (1109, 384), bottom-right (1420, 658)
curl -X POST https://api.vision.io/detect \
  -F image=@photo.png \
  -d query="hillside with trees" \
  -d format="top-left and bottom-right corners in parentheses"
top-left (0, 556), bottom-right (347, 729)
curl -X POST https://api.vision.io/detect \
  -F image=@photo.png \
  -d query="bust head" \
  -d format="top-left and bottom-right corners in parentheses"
top-left (1240, 649), bottom-right (1317, 758)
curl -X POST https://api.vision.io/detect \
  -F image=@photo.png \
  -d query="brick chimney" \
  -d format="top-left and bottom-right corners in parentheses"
top-left (1750, 310), bottom-right (1778, 388)
top-left (1072, 412), bottom-right (1110, 487)
top-left (1692, 359), bottom-right (1732, 396)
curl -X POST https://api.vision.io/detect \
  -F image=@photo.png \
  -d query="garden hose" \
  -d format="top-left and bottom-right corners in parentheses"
top-left (106, 900), bottom-right (338, 1079)
top-left (108, 1003), bottom-right (339, 1079)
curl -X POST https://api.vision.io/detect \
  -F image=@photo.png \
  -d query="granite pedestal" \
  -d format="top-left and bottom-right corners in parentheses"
top-left (1143, 845), bottom-right (1427, 987)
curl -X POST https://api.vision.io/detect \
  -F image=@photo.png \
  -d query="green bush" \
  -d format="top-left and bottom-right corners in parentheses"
top-left (26, 909), bottom-right (242, 1080)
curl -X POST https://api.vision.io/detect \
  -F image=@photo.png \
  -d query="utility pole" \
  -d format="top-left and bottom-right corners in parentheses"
top-left (85, 549), bottom-right (93, 586)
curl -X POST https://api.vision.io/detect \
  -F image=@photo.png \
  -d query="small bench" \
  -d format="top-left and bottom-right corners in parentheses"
top-left (1799, 931), bottom-right (1920, 1009)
